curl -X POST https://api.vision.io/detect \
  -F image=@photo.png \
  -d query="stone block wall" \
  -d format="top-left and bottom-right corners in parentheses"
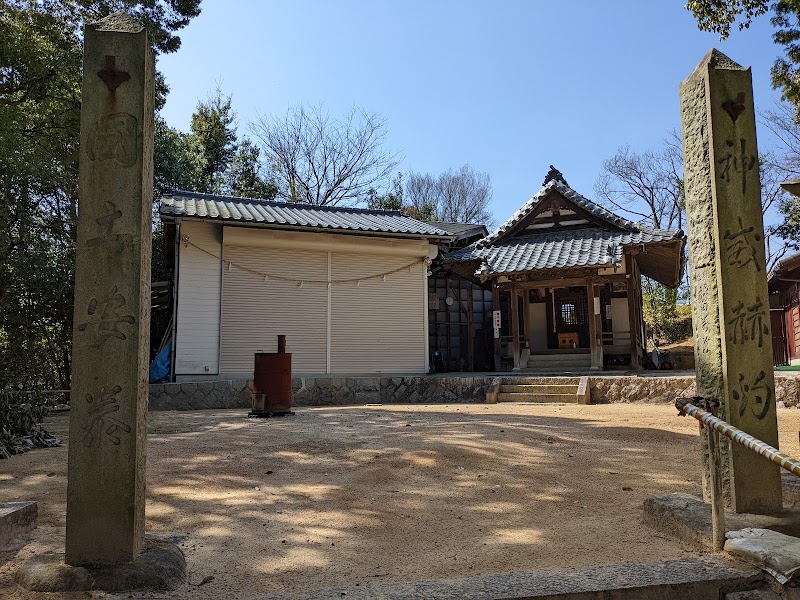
top-left (590, 376), bottom-right (697, 405)
top-left (149, 379), bottom-right (252, 411)
top-left (589, 374), bottom-right (798, 407)
top-left (149, 375), bottom-right (496, 411)
top-left (148, 373), bottom-right (800, 411)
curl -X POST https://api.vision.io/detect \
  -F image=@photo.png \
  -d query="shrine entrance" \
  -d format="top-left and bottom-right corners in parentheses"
top-left (552, 287), bottom-right (589, 350)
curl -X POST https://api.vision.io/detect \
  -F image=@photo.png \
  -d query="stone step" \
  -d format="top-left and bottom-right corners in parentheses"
top-left (497, 392), bottom-right (578, 403)
top-left (501, 377), bottom-right (581, 385)
top-left (268, 556), bottom-right (760, 599)
top-left (527, 353), bottom-right (590, 362)
top-left (527, 359), bottom-right (591, 369)
top-left (500, 384), bottom-right (579, 394)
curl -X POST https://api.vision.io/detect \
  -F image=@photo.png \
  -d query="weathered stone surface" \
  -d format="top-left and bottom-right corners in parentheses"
top-left (726, 591), bottom-right (782, 600)
top-left (590, 375), bottom-right (696, 404)
top-left (0, 501), bottom-right (37, 547)
top-left (148, 374), bottom-right (799, 412)
top-left (726, 528), bottom-right (800, 585)
top-left (776, 375), bottom-right (800, 408)
top-left (15, 536), bottom-right (185, 592)
top-left (263, 556), bottom-right (759, 599)
top-left (680, 49), bottom-right (782, 513)
top-left (643, 493), bottom-right (800, 550)
top-left (66, 12), bottom-right (154, 566)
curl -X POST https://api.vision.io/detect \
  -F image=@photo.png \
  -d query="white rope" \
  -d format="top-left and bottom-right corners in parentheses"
top-left (677, 400), bottom-right (800, 476)
top-left (182, 238), bottom-right (429, 286)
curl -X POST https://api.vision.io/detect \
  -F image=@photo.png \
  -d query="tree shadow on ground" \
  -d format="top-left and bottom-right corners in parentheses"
top-left (1, 404), bottom-right (705, 598)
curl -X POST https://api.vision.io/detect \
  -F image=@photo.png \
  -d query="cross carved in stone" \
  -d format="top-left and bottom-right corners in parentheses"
top-left (97, 55), bottom-right (130, 92)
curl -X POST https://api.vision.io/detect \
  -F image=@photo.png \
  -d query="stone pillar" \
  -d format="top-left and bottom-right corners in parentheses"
top-left (680, 49), bottom-right (781, 514)
top-left (66, 13), bottom-right (154, 565)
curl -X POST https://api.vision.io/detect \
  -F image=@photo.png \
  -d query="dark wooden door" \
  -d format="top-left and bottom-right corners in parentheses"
top-left (554, 288), bottom-right (589, 348)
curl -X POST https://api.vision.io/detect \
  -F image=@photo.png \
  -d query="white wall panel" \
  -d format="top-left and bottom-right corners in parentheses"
top-left (220, 244), bottom-right (328, 376)
top-left (175, 221), bottom-right (222, 375)
top-left (330, 253), bottom-right (425, 374)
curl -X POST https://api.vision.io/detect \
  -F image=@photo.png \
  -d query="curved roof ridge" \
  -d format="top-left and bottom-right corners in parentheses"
top-left (478, 178), bottom-right (682, 247)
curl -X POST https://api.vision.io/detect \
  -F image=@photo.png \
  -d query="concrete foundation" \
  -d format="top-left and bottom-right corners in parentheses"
top-left (15, 534), bottom-right (185, 592)
top-left (148, 373), bottom-right (800, 411)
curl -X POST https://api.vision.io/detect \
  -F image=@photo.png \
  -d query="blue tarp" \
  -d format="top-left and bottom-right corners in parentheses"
top-left (148, 339), bottom-right (172, 383)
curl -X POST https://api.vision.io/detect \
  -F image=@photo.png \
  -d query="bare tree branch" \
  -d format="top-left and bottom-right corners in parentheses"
top-left (250, 104), bottom-right (400, 206)
top-left (405, 164), bottom-right (494, 226)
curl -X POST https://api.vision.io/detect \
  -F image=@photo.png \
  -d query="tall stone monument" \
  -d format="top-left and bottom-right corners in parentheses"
top-left (66, 13), bottom-right (154, 565)
top-left (680, 50), bottom-right (782, 514)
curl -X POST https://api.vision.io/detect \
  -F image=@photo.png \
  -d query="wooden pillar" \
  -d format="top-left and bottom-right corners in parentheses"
top-left (626, 254), bottom-right (642, 369)
top-left (467, 285), bottom-right (475, 371)
top-left (522, 289), bottom-right (531, 347)
top-left (492, 282), bottom-right (501, 370)
top-left (511, 282), bottom-right (520, 370)
top-left (587, 281), bottom-right (602, 370)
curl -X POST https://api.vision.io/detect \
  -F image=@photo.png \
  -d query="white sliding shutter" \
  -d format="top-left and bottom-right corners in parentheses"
top-left (220, 245), bottom-right (328, 375)
top-left (330, 253), bottom-right (425, 373)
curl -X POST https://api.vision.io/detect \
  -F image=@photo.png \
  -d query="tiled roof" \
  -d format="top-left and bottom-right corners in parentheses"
top-left (433, 222), bottom-right (489, 238)
top-left (159, 190), bottom-right (453, 238)
top-left (445, 228), bottom-right (678, 275)
top-left (769, 251), bottom-right (800, 281)
top-left (478, 179), bottom-right (680, 247)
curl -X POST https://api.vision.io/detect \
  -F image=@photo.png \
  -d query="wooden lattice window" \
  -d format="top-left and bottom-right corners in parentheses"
top-left (557, 296), bottom-right (587, 327)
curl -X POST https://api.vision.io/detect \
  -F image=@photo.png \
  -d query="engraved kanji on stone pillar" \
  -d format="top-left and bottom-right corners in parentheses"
top-left (680, 49), bottom-right (782, 514)
top-left (66, 12), bottom-right (154, 566)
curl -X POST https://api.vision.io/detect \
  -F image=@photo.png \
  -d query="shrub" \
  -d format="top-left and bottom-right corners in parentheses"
top-left (0, 391), bottom-right (61, 459)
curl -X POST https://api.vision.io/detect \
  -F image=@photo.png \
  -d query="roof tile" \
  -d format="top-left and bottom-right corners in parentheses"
top-left (160, 190), bottom-right (452, 238)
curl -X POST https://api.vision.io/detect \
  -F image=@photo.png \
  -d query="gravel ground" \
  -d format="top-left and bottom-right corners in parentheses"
top-left (2, 403), bottom-right (799, 599)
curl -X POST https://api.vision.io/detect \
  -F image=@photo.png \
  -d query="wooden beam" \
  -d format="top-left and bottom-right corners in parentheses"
top-left (501, 276), bottom-right (593, 290)
top-left (522, 288), bottom-right (531, 348)
top-left (587, 281), bottom-right (603, 370)
top-left (511, 282), bottom-right (520, 370)
top-left (495, 273), bottom-right (628, 291)
top-left (626, 254), bottom-right (642, 369)
top-left (492, 283), bottom-right (501, 370)
top-left (467, 285), bottom-right (475, 372)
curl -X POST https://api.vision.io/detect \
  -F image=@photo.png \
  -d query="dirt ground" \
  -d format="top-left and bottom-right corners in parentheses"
top-left (2, 403), bottom-right (800, 599)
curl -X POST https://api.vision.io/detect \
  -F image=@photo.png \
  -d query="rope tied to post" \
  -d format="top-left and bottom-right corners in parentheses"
top-left (676, 397), bottom-right (800, 477)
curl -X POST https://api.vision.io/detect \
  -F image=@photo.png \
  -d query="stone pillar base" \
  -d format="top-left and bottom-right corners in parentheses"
top-left (15, 534), bottom-right (185, 592)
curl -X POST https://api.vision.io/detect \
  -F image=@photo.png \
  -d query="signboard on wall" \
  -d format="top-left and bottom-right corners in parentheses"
top-left (493, 310), bottom-right (501, 338)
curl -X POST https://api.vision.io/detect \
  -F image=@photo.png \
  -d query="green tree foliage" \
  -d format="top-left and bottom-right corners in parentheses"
top-left (0, 1), bottom-right (200, 391)
top-left (367, 173), bottom-right (405, 211)
top-left (687, 1), bottom-right (800, 111)
top-left (1, 390), bottom-right (61, 458)
top-left (223, 138), bottom-right (278, 199)
top-left (153, 115), bottom-right (195, 198)
top-left (153, 90), bottom-right (276, 199)
top-left (188, 89), bottom-right (238, 193)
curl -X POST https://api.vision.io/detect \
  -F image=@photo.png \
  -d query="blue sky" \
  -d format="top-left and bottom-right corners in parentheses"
top-left (157, 1), bottom-right (786, 226)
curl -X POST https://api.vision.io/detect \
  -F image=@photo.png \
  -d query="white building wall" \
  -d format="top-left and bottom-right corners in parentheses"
top-left (174, 221), bottom-right (222, 376)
